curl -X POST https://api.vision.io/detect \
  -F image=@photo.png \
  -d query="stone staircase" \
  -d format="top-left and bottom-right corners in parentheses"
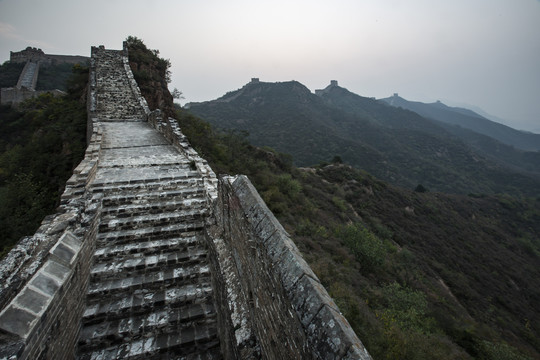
top-left (16, 61), bottom-right (38, 89)
top-left (94, 48), bottom-right (146, 121)
top-left (77, 47), bottom-right (221, 359)
top-left (78, 175), bottom-right (221, 359)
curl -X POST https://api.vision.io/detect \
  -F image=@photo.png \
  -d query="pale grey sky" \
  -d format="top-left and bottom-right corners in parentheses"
top-left (1, 0), bottom-right (539, 132)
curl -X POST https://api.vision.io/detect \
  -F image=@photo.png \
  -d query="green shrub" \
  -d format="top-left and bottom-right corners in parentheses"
top-left (379, 282), bottom-right (434, 334)
top-left (277, 174), bottom-right (301, 198)
top-left (335, 223), bottom-right (386, 271)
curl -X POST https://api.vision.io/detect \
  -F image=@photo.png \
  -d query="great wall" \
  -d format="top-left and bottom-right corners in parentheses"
top-left (0, 47), bottom-right (88, 106)
top-left (0, 43), bottom-right (372, 360)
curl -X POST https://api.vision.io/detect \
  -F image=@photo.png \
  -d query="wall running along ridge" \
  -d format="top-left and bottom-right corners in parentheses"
top-left (0, 42), bottom-right (372, 359)
top-left (1, 47), bottom-right (85, 106)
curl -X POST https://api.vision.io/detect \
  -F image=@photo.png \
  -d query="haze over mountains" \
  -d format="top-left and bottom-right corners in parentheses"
top-left (188, 80), bottom-right (540, 197)
top-left (380, 94), bottom-right (540, 152)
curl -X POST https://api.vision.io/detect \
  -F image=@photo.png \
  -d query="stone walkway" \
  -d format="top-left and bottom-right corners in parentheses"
top-left (17, 61), bottom-right (38, 89)
top-left (77, 47), bottom-right (221, 359)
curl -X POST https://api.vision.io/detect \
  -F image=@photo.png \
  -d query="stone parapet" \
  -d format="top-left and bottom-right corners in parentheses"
top-left (208, 175), bottom-right (372, 359)
top-left (0, 120), bottom-right (104, 360)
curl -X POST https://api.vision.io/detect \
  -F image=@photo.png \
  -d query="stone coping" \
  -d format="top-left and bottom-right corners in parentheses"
top-left (225, 175), bottom-right (372, 359)
top-left (0, 123), bottom-right (103, 310)
top-left (0, 232), bottom-right (79, 339)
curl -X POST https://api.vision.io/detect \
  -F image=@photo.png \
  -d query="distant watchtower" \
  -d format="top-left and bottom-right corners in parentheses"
top-left (251, 78), bottom-right (260, 83)
top-left (10, 47), bottom-right (47, 63)
top-left (330, 80), bottom-right (338, 86)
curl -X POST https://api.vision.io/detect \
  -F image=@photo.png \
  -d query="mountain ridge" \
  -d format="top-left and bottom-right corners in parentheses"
top-left (380, 94), bottom-right (540, 151)
top-left (188, 79), bottom-right (540, 197)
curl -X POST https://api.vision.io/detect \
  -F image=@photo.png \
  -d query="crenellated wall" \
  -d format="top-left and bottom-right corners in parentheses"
top-left (0, 43), bottom-right (372, 360)
top-left (10, 47), bottom-right (89, 66)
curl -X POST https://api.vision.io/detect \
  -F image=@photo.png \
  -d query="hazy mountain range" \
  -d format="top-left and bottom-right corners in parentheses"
top-left (380, 94), bottom-right (540, 151)
top-left (188, 80), bottom-right (540, 196)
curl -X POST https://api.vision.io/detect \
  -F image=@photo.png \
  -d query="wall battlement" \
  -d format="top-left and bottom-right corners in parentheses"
top-left (10, 47), bottom-right (89, 66)
top-left (0, 44), bottom-right (371, 359)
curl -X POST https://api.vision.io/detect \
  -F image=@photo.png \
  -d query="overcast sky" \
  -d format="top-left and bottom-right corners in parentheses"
top-left (1, 0), bottom-right (539, 132)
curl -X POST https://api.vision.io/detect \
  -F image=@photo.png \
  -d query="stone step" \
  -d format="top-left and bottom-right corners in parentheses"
top-left (97, 222), bottom-right (206, 247)
top-left (90, 247), bottom-right (208, 281)
top-left (77, 323), bottom-right (221, 360)
top-left (91, 177), bottom-right (203, 195)
top-left (93, 234), bottom-right (201, 262)
top-left (98, 110), bottom-right (145, 117)
top-left (83, 281), bottom-right (213, 325)
top-left (101, 187), bottom-right (205, 208)
top-left (78, 302), bottom-right (216, 354)
top-left (98, 146), bottom-right (192, 169)
top-left (101, 197), bottom-right (208, 218)
top-left (86, 262), bottom-right (211, 300)
top-left (98, 208), bottom-right (208, 232)
top-left (91, 170), bottom-right (202, 191)
top-left (98, 118), bottom-right (145, 123)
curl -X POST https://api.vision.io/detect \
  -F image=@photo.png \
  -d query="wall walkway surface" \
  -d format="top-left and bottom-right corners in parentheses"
top-left (0, 43), bottom-right (372, 360)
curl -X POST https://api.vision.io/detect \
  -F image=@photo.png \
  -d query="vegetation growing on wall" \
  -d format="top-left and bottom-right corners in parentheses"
top-left (0, 65), bottom-right (88, 257)
top-left (125, 36), bottom-right (176, 119)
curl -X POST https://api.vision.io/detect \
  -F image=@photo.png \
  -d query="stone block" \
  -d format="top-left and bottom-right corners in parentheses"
top-left (264, 229), bottom-right (295, 262)
top-left (15, 287), bottom-right (50, 315)
top-left (43, 260), bottom-right (70, 283)
top-left (307, 305), bottom-right (370, 359)
top-left (30, 272), bottom-right (60, 299)
top-left (49, 231), bottom-right (81, 267)
top-left (45, 212), bottom-right (78, 235)
top-left (0, 306), bottom-right (37, 338)
top-left (289, 275), bottom-right (339, 328)
top-left (275, 246), bottom-right (317, 294)
top-left (343, 344), bottom-right (373, 360)
top-left (49, 242), bottom-right (75, 266)
top-left (231, 176), bottom-right (287, 239)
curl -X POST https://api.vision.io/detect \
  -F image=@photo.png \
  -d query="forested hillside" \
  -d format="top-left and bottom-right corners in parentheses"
top-left (322, 85), bottom-right (540, 176)
top-left (0, 60), bottom-right (81, 91)
top-left (0, 61), bottom-right (25, 88)
top-left (188, 80), bottom-right (540, 197)
top-left (171, 107), bottom-right (540, 360)
top-left (0, 64), bottom-right (88, 257)
top-left (380, 94), bottom-right (540, 152)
